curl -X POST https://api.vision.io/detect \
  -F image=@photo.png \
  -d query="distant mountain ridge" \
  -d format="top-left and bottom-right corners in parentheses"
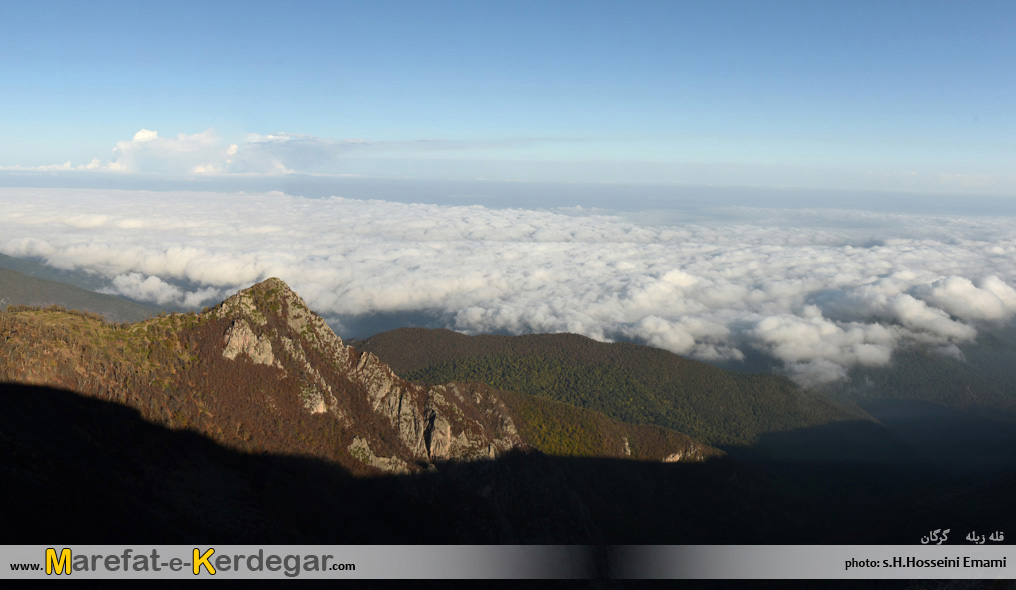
top-left (354, 327), bottom-right (872, 449)
top-left (0, 266), bottom-right (159, 323)
top-left (0, 278), bottom-right (717, 475)
top-left (0, 252), bottom-right (115, 292)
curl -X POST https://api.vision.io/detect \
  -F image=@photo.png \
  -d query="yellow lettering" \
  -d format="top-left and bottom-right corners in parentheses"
top-left (46, 548), bottom-right (71, 575)
top-left (192, 548), bottom-right (216, 575)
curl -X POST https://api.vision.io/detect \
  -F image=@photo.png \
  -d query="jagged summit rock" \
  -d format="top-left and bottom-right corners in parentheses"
top-left (201, 277), bottom-right (527, 471)
top-left (0, 278), bottom-right (717, 477)
top-left (213, 277), bottom-right (341, 345)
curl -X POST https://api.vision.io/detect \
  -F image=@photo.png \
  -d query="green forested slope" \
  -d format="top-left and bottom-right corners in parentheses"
top-left (842, 341), bottom-right (1016, 418)
top-left (495, 387), bottom-right (721, 460)
top-left (356, 328), bottom-right (867, 446)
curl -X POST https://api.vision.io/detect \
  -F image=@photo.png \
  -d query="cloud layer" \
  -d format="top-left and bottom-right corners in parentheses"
top-left (2, 129), bottom-right (473, 177)
top-left (2, 187), bottom-right (1015, 386)
top-left (6, 128), bottom-right (1016, 195)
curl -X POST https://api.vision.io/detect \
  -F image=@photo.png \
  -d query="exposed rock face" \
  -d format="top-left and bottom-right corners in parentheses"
top-left (222, 319), bottom-right (280, 368)
top-left (422, 383), bottom-right (521, 462)
top-left (211, 278), bottom-right (526, 472)
top-left (662, 441), bottom-right (712, 463)
top-left (345, 342), bottom-right (524, 465)
top-left (0, 276), bottom-right (713, 478)
top-left (347, 437), bottom-right (412, 474)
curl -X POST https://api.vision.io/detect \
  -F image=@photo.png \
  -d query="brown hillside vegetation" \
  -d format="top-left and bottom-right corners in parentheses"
top-left (0, 278), bottom-right (716, 476)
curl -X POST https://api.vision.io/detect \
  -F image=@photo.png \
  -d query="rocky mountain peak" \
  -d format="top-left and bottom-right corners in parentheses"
top-left (210, 277), bottom-right (344, 353)
top-left (0, 279), bottom-right (714, 479)
top-left (198, 277), bottom-right (525, 471)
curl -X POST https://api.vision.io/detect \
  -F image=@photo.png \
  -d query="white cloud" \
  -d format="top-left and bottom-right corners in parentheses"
top-left (912, 275), bottom-right (1016, 322)
top-left (107, 129), bottom-right (232, 174)
top-left (2, 187), bottom-right (1016, 386)
top-left (4, 129), bottom-right (446, 177)
top-left (747, 306), bottom-right (898, 386)
top-left (0, 158), bottom-right (103, 172)
top-left (104, 272), bottom-right (223, 307)
top-left (227, 132), bottom-right (369, 174)
top-left (3, 129), bottom-right (577, 178)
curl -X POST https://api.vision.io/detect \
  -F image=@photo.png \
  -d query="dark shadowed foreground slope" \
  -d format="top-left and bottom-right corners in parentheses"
top-left (8, 381), bottom-right (1013, 548)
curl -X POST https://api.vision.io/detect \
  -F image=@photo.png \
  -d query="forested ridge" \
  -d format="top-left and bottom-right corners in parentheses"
top-left (0, 280), bottom-right (719, 475)
top-left (356, 328), bottom-right (867, 446)
top-left (496, 388), bottom-right (720, 460)
top-left (0, 265), bottom-right (159, 323)
top-left (0, 299), bottom-right (376, 473)
top-left (842, 342), bottom-right (1016, 419)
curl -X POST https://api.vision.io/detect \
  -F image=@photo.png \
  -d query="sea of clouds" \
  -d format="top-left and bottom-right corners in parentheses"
top-left (3, 186), bottom-right (1015, 387)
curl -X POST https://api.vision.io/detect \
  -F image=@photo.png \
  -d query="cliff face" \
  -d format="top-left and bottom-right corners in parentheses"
top-left (208, 278), bottom-right (525, 470)
top-left (0, 278), bottom-right (529, 474)
top-left (0, 278), bottom-right (713, 474)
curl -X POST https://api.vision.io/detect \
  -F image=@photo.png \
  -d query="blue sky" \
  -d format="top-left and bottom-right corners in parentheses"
top-left (4, 1), bottom-right (1016, 378)
top-left (2, 0), bottom-right (1015, 194)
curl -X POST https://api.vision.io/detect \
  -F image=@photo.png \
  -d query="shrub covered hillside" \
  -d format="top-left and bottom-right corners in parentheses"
top-left (355, 328), bottom-right (870, 447)
top-left (0, 278), bottom-right (717, 476)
